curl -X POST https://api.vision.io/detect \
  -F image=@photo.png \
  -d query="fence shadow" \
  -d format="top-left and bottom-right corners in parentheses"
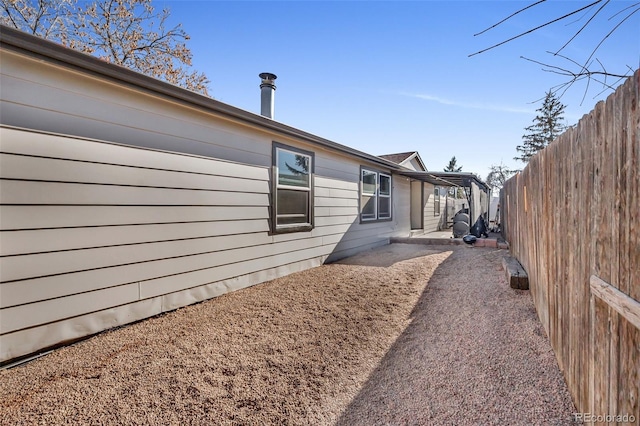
top-left (335, 243), bottom-right (447, 268)
top-left (335, 246), bottom-right (577, 425)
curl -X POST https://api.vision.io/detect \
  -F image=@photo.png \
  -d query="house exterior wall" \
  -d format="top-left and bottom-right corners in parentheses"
top-left (404, 157), bottom-right (423, 171)
top-left (0, 49), bottom-right (273, 166)
top-left (0, 47), bottom-right (410, 363)
top-left (410, 180), bottom-right (423, 229)
top-left (422, 183), bottom-right (446, 232)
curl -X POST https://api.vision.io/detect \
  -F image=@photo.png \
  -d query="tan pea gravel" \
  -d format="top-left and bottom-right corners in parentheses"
top-left (0, 244), bottom-right (577, 425)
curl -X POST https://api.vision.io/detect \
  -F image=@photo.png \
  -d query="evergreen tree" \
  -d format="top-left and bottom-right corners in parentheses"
top-left (444, 156), bottom-right (463, 172)
top-left (444, 156), bottom-right (463, 198)
top-left (515, 91), bottom-right (567, 163)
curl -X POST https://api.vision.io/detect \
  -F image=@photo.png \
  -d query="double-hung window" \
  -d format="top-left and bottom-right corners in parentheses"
top-left (360, 168), bottom-right (392, 222)
top-left (272, 143), bottom-right (314, 233)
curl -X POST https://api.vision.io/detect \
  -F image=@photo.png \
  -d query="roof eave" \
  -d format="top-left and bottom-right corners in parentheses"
top-left (0, 25), bottom-right (401, 171)
top-left (400, 152), bottom-right (427, 171)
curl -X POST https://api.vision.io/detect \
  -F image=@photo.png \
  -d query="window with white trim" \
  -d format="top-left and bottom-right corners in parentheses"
top-left (378, 173), bottom-right (391, 219)
top-left (272, 143), bottom-right (314, 233)
top-left (360, 168), bottom-right (392, 222)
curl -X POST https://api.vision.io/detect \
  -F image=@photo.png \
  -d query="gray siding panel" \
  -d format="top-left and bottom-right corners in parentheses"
top-left (1, 231), bottom-right (276, 284)
top-left (314, 176), bottom-right (357, 191)
top-left (2, 298), bottom-right (164, 363)
top-left (139, 244), bottom-right (330, 301)
top-left (1, 154), bottom-right (270, 193)
top-left (0, 180), bottom-right (270, 206)
top-left (1, 283), bottom-right (140, 334)
top-left (0, 219), bottom-right (269, 255)
top-left (422, 183), bottom-right (446, 233)
top-left (0, 126), bottom-right (270, 181)
top-left (1, 238), bottom-right (327, 325)
top-left (1, 61), bottom-right (274, 167)
top-left (0, 127), bottom-right (410, 361)
top-left (0, 103), bottom-right (273, 168)
top-left (0, 205), bottom-right (268, 230)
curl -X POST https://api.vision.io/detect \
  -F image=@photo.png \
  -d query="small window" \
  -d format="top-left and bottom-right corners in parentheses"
top-left (273, 143), bottom-right (314, 233)
top-left (378, 173), bottom-right (391, 219)
top-left (360, 168), bottom-right (392, 222)
top-left (361, 169), bottom-right (377, 220)
top-left (434, 187), bottom-right (440, 216)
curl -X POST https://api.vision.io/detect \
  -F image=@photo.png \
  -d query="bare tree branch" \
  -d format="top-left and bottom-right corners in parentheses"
top-left (554, 0), bottom-right (609, 56)
top-left (521, 53), bottom-right (630, 104)
top-left (469, 0), bottom-right (604, 57)
top-left (577, 4), bottom-right (640, 75)
top-left (473, 0), bottom-right (547, 37)
top-left (609, 1), bottom-right (640, 20)
top-left (470, 0), bottom-right (637, 100)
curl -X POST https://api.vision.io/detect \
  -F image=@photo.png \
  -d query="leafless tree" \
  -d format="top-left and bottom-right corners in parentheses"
top-left (486, 162), bottom-right (517, 191)
top-left (470, 0), bottom-right (638, 103)
top-left (1, 0), bottom-right (210, 95)
top-left (1, 0), bottom-right (72, 39)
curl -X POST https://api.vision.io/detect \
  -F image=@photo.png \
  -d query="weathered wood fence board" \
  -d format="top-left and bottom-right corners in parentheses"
top-left (500, 69), bottom-right (639, 421)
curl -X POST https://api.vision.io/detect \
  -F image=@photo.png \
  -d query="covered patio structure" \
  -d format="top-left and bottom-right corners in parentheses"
top-left (398, 171), bottom-right (491, 237)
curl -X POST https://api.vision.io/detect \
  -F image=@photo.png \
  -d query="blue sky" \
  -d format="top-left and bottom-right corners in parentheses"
top-left (162, 1), bottom-right (639, 179)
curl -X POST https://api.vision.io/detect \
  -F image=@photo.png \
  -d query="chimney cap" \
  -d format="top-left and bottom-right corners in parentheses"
top-left (259, 72), bottom-right (277, 81)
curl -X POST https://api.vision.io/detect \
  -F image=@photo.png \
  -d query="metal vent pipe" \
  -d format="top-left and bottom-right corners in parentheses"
top-left (259, 72), bottom-right (277, 119)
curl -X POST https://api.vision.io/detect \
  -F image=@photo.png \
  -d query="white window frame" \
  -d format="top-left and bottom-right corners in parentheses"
top-left (360, 167), bottom-right (392, 222)
top-left (361, 169), bottom-right (378, 221)
top-left (378, 173), bottom-right (392, 219)
top-left (272, 143), bottom-right (314, 233)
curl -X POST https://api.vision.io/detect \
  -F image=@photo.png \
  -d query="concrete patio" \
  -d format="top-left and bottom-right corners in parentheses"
top-left (396, 229), bottom-right (508, 249)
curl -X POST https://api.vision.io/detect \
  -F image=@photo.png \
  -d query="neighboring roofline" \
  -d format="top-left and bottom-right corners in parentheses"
top-left (0, 25), bottom-right (401, 171)
top-left (401, 152), bottom-right (427, 171)
top-left (379, 152), bottom-right (414, 163)
top-left (378, 151), bottom-right (427, 171)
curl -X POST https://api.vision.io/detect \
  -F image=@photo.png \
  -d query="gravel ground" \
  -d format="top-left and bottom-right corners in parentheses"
top-left (0, 244), bottom-right (577, 425)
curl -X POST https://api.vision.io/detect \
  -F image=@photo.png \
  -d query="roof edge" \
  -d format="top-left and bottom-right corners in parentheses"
top-left (401, 152), bottom-right (427, 171)
top-left (0, 25), bottom-right (401, 171)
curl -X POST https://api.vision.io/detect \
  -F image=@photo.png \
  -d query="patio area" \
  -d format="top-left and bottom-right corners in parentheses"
top-left (399, 229), bottom-right (508, 249)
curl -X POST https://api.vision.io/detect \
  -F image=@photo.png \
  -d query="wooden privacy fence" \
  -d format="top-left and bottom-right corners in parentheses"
top-left (501, 70), bottom-right (639, 421)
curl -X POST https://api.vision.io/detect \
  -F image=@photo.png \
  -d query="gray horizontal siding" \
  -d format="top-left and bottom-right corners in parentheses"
top-left (0, 205), bottom-right (267, 230)
top-left (1, 180), bottom-right (269, 206)
top-left (0, 128), bottom-right (279, 318)
top-left (422, 183), bottom-right (447, 233)
top-left (0, 123), bottom-right (268, 180)
top-left (1, 258), bottom-right (325, 363)
top-left (0, 126), bottom-right (410, 362)
top-left (1, 53), bottom-right (272, 166)
top-left (423, 183), bottom-right (438, 232)
top-left (0, 45), bottom-right (412, 363)
top-left (1, 239), bottom-right (330, 332)
top-left (1, 220), bottom-right (269, 255)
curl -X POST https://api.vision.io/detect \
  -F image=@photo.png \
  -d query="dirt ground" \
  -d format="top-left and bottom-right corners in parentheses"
top-left (0, 244), bottom-right (577, 425)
